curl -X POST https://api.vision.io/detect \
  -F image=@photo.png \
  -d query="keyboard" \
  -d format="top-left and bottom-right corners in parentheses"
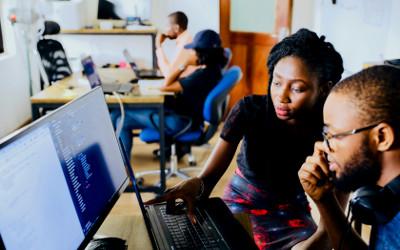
top-left (158, 205), bottom-right (225, 249)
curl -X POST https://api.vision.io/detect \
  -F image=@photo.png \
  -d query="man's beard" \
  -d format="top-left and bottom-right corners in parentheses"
top-left (333, 137), bottom-right (381, 192)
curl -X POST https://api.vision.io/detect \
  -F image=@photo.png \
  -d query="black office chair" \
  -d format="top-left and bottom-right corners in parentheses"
top-left (37, 21), bottom-right (72, 88)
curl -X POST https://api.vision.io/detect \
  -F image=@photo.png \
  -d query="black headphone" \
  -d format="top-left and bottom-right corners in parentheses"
top-left (350, 175), bottom-right (400, 225)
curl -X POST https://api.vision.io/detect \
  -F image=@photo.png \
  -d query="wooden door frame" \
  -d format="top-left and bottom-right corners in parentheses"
top-left (219, 0), bottom-right (293, 105)
top-left (219, 0), bottom-right (293, 48)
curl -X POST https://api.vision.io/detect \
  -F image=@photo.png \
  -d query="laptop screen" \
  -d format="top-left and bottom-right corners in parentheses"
top-left (123, 49), bottom-right (139, 74)
top-left (81, 56), bottom-right (102, 88)
top-left (0, 88), bottom-right (128, 250)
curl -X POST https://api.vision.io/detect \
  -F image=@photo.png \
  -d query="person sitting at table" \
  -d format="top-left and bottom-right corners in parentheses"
top-left (156, 11), bottom-right (197, 78)
top-left (145, 28), bottom-right (344, 250)
top-left (114, 29), bottom-right (227, 157)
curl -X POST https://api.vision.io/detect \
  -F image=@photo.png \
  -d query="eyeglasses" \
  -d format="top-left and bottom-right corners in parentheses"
top-left (322, 123), bottom-right (380, 152)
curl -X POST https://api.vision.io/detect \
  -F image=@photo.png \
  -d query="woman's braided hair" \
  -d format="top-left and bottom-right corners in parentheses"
top-left (267, 28), bottom-right (344, 95)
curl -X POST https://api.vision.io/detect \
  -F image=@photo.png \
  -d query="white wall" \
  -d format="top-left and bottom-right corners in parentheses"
top-left (0, 4), bottom-right (31, 138)
top-left (54, 0), bottom-right (219, 69)
top-left (151, 0), bottom-right (219, 35)
top-left (291, 0), bottom-right (315, 33)
top-left (293, 0), bottom-right (400, 77)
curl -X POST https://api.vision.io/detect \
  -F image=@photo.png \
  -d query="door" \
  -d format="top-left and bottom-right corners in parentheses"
top-left (220, 0), bottom-right (293, 108)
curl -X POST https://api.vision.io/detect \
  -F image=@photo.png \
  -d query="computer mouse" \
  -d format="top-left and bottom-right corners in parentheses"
top-left (87, 237), bottom-right (126, 250)
top-left (130, 78), bottom-right (139, 84)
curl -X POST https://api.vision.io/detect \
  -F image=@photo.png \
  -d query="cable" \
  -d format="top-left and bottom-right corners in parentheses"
top-left (339, 203), bottom-right (354, 250)
top-left (113, 91), bottom-right (125, 139)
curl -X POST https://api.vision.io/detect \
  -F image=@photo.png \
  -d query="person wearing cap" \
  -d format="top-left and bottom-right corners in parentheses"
top-left (156, 11), bottom-right (197, 78)
top-left (114, 29), bottom-right (227, 157)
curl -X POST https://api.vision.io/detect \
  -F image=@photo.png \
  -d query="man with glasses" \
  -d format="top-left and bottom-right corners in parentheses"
top-left (297, 65), bottom-right (400, 250)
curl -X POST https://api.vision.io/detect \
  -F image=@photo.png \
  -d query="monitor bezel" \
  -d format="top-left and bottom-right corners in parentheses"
top-left (0, 87), bottom-right (130, 250)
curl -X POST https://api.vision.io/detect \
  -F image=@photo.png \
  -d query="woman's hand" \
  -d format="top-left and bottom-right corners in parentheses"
top-left (298, 142), bottom-right (333, 202)
top-left (145, 177), bottom-right (203, 223)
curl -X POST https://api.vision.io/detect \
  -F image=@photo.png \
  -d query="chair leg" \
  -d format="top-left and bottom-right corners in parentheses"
top-left (187, 151), bottom-right (197, 166)
top-left (135, 144), bottom-right (193, 182)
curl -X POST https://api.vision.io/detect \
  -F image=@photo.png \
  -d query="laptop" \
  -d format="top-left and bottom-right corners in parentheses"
top-left (123, 49), bottom-right (163, 79)
top-left (81, 55), bottom-right (134, 94)
top-left (120, 143), bottom-right (258, 249)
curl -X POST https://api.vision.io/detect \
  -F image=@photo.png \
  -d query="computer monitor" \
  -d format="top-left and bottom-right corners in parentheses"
top-left (0, 88), bottom-right (129, 250)
top-left (0, 15), bottom-right (5, 54)
top-left (97, 0), bottom-right (151, 21)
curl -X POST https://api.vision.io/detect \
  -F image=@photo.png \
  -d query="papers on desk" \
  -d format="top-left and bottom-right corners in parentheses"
top-left (138, 79), bottom-right (174, 96)
top-left (126, 25), bottom-right (156, 31)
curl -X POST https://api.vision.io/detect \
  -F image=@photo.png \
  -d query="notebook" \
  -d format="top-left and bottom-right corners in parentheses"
top-left (81, 55), bottom-right (134, 94)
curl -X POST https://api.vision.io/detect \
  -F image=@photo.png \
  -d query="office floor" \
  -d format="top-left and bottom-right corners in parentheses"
top-left (108, 125), bottom-right (371, 244)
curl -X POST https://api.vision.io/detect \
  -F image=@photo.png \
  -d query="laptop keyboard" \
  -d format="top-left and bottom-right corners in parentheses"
top-left (158, 206), bottom-right (223, 249)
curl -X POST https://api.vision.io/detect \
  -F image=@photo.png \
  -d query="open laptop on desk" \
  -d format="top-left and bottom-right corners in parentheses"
top-left (81, 55), bottom-right (134, 94)
top-left (123, 49), bottom-right (163, 79)
top-left (120, 142), bottom-right (258, 249)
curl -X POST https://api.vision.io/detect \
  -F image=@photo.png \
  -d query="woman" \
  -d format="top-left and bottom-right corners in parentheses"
top-left (114, 29), bottom-right (227, 156)
top-left (146, 29), bottom-right (344, 249)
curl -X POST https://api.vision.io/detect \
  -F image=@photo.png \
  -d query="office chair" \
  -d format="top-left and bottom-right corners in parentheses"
top-left (37, 21), bottom-right (72, 88)
top-left (136, 66), bottom-right (242, 181)
top-left (223, 48), bottom-right (232, 71)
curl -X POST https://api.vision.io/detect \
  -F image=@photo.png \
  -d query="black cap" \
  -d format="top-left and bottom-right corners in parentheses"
top-left (184, 29), bottom-right (221, 49)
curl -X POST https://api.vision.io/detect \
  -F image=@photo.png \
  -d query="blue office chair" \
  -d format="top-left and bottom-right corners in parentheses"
top-left (223, 48), bottom-right (232, 71)
top-left (136, 66), bottom-right (242, 180)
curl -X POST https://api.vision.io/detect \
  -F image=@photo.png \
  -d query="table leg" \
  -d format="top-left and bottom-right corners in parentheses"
top-left (31, 104), bottom-right (41, 121)
top-left (158, 105), bottom-right (166, 193)
top-left (151, 33), bottom-right (157, 70)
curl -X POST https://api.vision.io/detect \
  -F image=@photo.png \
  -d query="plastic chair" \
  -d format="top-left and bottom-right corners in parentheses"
top-left (37, 21), bottom-right (72, 87)
top-left (136, 66), bottom-right (242, 181)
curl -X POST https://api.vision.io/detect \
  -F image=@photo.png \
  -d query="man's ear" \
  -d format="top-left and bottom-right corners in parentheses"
top-left (173, 24), bottom-right (180, 33)
top-left (319, 81), bottom-right (334, 97)
top-left (373, 123), bottom-right (395, 151)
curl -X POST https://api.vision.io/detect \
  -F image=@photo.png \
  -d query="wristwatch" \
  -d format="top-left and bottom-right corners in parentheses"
top-left (178, 64), bottom-right (186, 72)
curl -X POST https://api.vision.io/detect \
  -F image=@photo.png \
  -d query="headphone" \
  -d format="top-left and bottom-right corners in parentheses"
top-left (350, 175), bottom-right (400, 225)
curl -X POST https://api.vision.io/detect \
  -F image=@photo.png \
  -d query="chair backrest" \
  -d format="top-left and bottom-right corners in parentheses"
top-left (223, 48), bottom-right (232, 71)
top-left (201, 65), bottom-right (242, 142)
top-left (37, 39), bottom-right (72, 84)
top-left (37, 21), bottom-right (72, 84)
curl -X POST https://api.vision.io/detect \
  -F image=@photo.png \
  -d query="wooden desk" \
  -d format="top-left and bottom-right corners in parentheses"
top-left (95, 193), bottom-right (153, 250)
top-left (61, 28), bottom-right (157, 69)
top-left (31, 69), bottom-right (167, 194)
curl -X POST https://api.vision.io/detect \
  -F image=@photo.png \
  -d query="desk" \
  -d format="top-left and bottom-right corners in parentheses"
top-left (30, 68), bottom-right (167, 194)
top-left (61, 28), bottom-right (157, 70)
top-left (95, 193), bottom-right (152, 249)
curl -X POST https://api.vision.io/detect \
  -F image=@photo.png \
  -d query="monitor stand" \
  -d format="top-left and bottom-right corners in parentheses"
top-left (85, 237), bottom-right (127, 250)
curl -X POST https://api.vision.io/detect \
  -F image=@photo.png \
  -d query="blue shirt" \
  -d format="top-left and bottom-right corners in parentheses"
top-left (373, 211), bottom-right (400, 250)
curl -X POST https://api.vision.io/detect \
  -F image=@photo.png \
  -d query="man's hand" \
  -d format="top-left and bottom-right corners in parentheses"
top-left (298, 142), bottom-right (333, 201)
top-left (156, 33), bottom-right (168, 49)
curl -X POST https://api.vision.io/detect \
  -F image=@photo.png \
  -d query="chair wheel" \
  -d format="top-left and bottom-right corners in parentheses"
top-left (189, 161), bottom-right (197, 166)
top-left (137, 177), bottom-right (145, 186)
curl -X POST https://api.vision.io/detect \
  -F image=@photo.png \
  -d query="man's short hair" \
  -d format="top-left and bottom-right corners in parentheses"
top-left (332, 65), bottom-right (400, 129)
top-left (169, 11), bottom-right (188, 30)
